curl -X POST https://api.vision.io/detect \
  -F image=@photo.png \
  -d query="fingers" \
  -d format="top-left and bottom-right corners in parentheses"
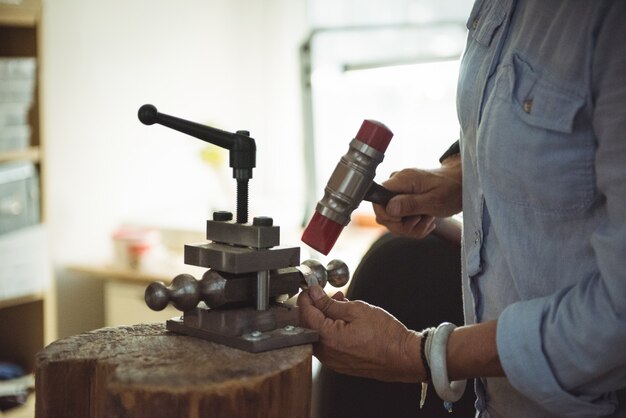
top-left (297, 290), bottom-right (329, 330)
top-left (382, 169), bottom-right (426, 194)
top-left (402, 215), bottom-right (436, 238)
top-left (372, 202), bottom-right (402, 226)
top-left (386, 194), bottom-right (435, 218)
top-left (379, 167), bottom-right (462, 218)
top-left (374, 208), bottom-right (436, 239)
top-left (331, 291), bottom-right (347, 301)
top-left (308, 285), bottom-right (357, 321)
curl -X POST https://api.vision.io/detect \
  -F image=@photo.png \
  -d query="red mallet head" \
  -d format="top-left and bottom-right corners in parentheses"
top-left (301, 120), bottom-right (393, 255)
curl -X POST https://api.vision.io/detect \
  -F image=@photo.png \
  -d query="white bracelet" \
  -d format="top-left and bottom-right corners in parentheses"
top-left (427, 322), bottom-right (467, 411)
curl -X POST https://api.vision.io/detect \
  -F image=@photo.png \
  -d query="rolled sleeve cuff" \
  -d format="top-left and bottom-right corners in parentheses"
top-left (496, 298), bottom-right (616, 417)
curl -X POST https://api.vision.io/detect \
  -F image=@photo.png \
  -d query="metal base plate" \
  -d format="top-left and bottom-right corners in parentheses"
top-left (166, 304), bottom-right (318, 353)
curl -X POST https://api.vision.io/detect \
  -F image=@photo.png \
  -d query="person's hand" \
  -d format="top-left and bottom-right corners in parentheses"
top-left (373, 155), bottom-right (462, 239)
top-left (298, 285), bottom-right (424, 383)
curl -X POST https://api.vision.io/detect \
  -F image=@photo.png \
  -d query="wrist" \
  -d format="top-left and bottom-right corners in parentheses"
top-left (401, 330), bottom-right (428, 383)
top-left (446, 320), bottom-right (503, 381)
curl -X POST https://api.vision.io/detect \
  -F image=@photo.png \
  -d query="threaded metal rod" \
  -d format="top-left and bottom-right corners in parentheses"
top-left (236, 179), bottom-right (249, 224)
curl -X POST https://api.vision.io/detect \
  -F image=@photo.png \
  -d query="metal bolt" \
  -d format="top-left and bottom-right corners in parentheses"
top-left (253, 216), bottom-right (273, 227)
top-left (213, 211), bottom-right (233, 222)
top-left (281, 325), bottom-right (302, 335)
top-left (243, 330), bottom-right (266, 341)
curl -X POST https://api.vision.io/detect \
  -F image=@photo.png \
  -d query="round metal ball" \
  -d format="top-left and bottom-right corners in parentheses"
top-left (145, 281), bottom-right (169, 311)
top-left (170, 274), bottom-right (200, 312)
top-left (326, 259), bottom-right (350, 288)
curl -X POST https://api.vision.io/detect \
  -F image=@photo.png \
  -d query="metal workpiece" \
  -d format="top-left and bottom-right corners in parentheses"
top-left (298, 259), bottom-right (350, 290)
top-left (201, 268), bottom-right (301, 308)
top-left (145, 261), bottom-right (350, 313)
top-left (296, 264), bottom-right (317, 288)
top-left (184, 242), bottom-right (300, 274)
top-left (146, 269), bottom-right (302, 312)
top-left (326, 259), bottom-right (350, 288)
top-left (315, 138), bottom-right (386, 225)
top-left (206, 219), bottom-right (280, 249)
top-left (145, 274), bottom-right (200, 312)
top-left (299, 259), bottom-right (327, 288)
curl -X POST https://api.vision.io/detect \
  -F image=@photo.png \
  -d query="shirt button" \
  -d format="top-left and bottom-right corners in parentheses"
top-left (474, 230), bottom-right (481, 245)
top-left (472, 17), bottom-right (479, 29)
top-left (523, 99), bottom-right (533, 113)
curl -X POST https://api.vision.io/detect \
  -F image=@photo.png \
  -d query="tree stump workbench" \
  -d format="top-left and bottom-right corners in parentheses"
top-left (35, 323), bottom-right (313, 418)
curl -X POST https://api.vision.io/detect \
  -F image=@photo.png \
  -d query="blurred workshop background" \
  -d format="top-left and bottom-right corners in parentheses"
top-left (0, 0), bottom-right (472, 415)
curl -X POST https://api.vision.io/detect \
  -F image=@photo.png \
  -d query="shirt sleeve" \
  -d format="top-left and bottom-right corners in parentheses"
top-left (496, 2), bottom-right (626, 416)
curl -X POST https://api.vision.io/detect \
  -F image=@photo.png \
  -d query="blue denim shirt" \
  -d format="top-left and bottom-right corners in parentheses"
top-left (457, 0), bottom-right (626, 416)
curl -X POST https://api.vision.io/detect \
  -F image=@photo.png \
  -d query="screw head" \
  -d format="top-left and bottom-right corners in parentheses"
top-left (281, 325), bottom-right (303, 335)
top-left (213, 211), bottom-right (233, 222)
top-left (253, 216), bottom-right (273, 227)
top-left (243, 330), bottom-right (268, 342)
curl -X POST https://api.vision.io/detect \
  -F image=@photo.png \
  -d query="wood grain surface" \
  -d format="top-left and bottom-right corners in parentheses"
top-left (36, 323), bottom-right (312, 418)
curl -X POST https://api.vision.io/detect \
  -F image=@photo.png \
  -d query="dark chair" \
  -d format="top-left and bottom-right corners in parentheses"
top-left (312, 233), bottom-right (476, 418)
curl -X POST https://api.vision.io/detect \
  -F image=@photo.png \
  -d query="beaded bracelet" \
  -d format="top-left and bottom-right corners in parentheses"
top-left (417, 328), bottom-right (435, 408)
top-left (420, 328), bottom-right (433, 382)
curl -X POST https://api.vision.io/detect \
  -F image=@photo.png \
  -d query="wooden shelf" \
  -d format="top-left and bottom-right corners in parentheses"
top-left (0, 292), bottom-right (44, 310)
top-left (1, 0), bottom-right (54, 380)
top-left (69, 262), bottom-right (207, 285)
top-left (69, 264), bottom-right (174, 285)
top-left (0, 1), bottom-right (39, 27)
top-left (0, 147), bottom-right (40, 163)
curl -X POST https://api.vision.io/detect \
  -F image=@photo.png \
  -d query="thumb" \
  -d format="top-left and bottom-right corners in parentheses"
top-left (308, 285), bottom-right (355, 321)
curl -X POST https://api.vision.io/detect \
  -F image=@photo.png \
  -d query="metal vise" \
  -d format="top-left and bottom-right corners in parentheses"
top-left (138, 105), bottom-right (349, 352)
top-left (145, 212), bottom-right (349, 352)
top-left (144, 211), bottom-right (349, 352)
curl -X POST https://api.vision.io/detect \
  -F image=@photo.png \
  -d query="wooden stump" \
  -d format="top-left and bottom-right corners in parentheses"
top-left (35, 323), bottom-right (313, 418)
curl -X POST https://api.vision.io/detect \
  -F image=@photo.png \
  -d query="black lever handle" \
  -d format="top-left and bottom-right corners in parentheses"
top-left (138, 104), bottom-right (256, 178)
top-left (138, 104), bottom-right (256, 224)
top-left (138, 104), bottom-right (236, 149)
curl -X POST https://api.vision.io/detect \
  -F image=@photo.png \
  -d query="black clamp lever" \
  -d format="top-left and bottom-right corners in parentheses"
top-left (138, 104), bottom-right (256, 224)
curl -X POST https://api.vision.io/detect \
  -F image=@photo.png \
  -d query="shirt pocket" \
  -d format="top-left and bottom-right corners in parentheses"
top-left (457, 0), bottom-right (507, 135)
top-left (466, 0), bottom-right (507, 47)
top-left (480, 52), bottom-right (595, 218)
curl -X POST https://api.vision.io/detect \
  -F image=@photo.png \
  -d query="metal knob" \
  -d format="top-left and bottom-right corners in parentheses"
top-left (300, 259), bottom-right (327, 288)
top-left (298, 259), bottom-right (350, 289)
top-left (145, 274), bottom-right (200, 312)
top-left (326, 259), bottom-right (350, 288)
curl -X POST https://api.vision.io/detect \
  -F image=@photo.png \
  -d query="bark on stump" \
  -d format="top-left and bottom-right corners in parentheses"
top-left (35, 323), bottom-right (312, 418)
